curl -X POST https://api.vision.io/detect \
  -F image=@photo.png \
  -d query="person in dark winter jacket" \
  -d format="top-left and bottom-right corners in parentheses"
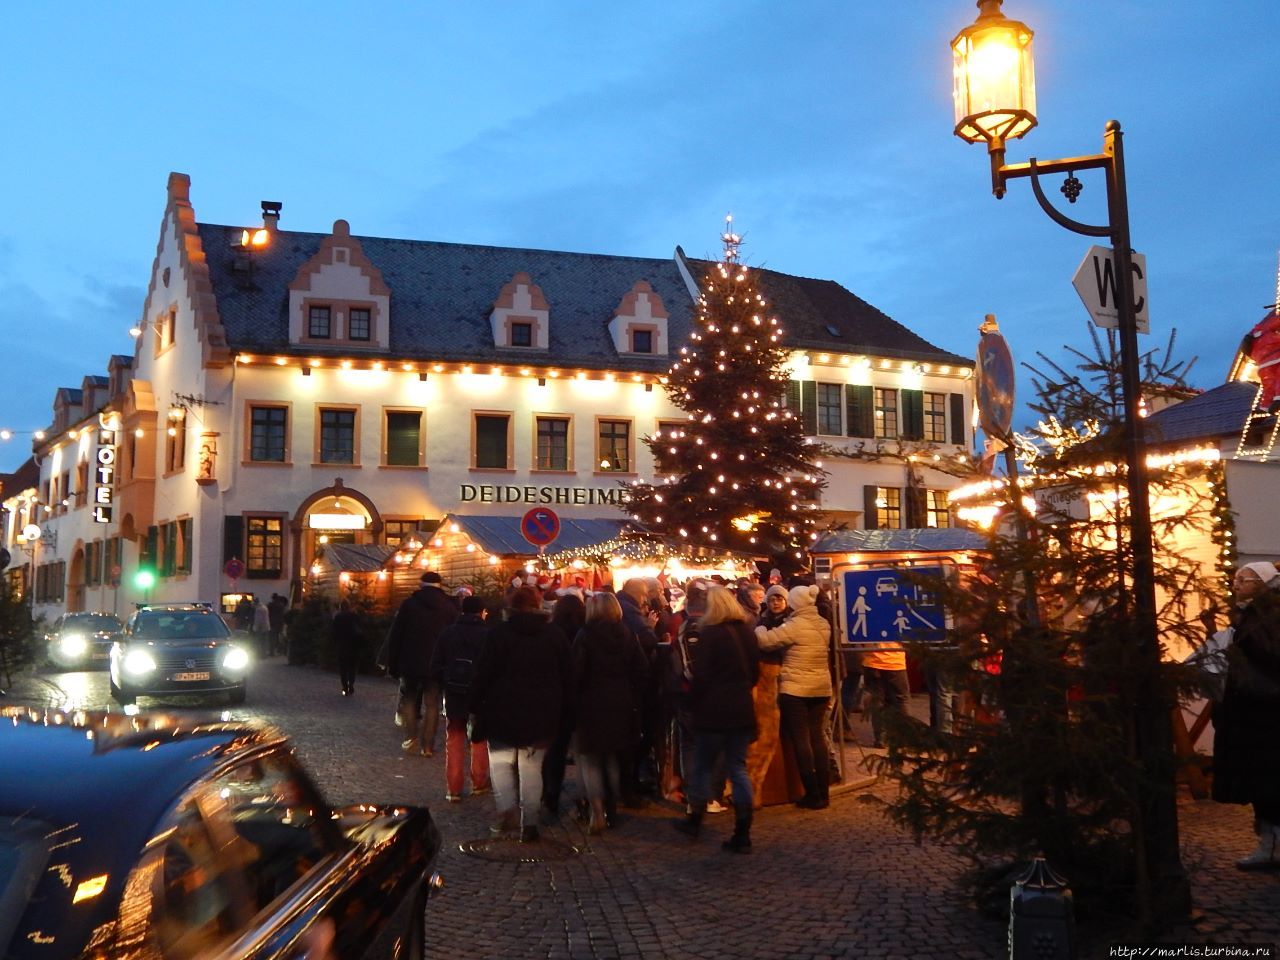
top-left (1213, 561), bottom-right (1280, 870)
top-left (385, 571), bottom-right (458, 756)
top-left (332, 599), bottom-right (362, 696)
top-left (672, 584), bottom-right (760, 853)
top-left (542, 593), bottom-right (587, 821)
top-left (429, 595), bottom-right (493, 803)
top-left (469, 586), bottom-right (570, 842)
top-left (571, 592), bottom-right (649, 834)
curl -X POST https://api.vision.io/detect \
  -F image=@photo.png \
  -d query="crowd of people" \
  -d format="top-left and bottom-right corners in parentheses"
top-left (370, 566), bottom-right (909, 854)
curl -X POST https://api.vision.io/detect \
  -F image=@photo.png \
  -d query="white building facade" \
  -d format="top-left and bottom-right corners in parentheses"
top-left (8, 173), bottom-right (977, 620)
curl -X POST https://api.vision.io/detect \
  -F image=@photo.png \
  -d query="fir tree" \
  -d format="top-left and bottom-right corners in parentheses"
top-left (626, 223), bottom-right (826, 569)
top-left (873, 328), bottom-right (1217, 932)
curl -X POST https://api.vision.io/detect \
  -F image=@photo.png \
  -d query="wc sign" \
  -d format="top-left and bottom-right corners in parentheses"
top-left (1071, 245), bottom-right (1149, 334)
top-left (93, 427), bottom-right (118, 523)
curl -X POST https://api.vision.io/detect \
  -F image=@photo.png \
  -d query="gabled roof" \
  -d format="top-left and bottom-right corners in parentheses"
top-left (192, 221), bottom-right (971, 370)
top-left (686, 255), bottom-right (972, 366)
top-left (320, 542), bottom-right (397, 573)
top-left (1143, 381), bottom-right (1258, 446)
top-left (443, 514), bottom-right (638, 556)
top-left (812, 527), bottom-right (986, 554)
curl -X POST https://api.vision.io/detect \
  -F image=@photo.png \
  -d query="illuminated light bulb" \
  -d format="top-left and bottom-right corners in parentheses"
top-left (432, 363), bottom-right (445, 373)
top-left (34, 430), bottom-right (46, 440)
top-left (310, 358), bottom-right (321, 368)
top-left (68, 429), bottom-right (79, 439)
top-left (274, 357), bottom-right (287, 366)
top-left (466, 543), bottom-right (476, 553)
top-left (167, 427), bottom-right (177, 437)
top-left (341, 360), bottom-right (353, 370)
top-left (237, 354), bottom-right (251, 364)
top-left (403, 363), bottom-right (415, 372)
top-left (0, 430), bottom-right (10, 441)
top-left (135, 428), bottom-right (144, 438)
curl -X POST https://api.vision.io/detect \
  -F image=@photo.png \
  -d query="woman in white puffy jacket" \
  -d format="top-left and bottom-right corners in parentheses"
top-left (755, 584), bottom-right (834, 809)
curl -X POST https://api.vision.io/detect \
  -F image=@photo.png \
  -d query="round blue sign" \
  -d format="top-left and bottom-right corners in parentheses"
top-left (521, 508), bottom-right (561, 548)
top-left (976, 327), bottom-right (1015, 439)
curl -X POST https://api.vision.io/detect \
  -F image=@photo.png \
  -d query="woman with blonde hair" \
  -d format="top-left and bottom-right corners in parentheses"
top-left (571, 591), bottom-right (649, 834)
top-left (672, 584), bottom-right (760, 852)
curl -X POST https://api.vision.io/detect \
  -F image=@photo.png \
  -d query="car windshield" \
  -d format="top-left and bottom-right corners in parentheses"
top-left (133, 613), bottom-right (230, 640)
top-left (63, 615), bottom-right (122, 633)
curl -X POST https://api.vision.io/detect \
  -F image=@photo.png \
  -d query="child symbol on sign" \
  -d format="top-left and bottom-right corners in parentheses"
top-left (893, 610), bottom-right (910, 635)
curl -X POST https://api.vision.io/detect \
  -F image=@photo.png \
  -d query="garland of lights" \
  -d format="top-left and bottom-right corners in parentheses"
top-left (1206, 460), bottom-right (1237, 592)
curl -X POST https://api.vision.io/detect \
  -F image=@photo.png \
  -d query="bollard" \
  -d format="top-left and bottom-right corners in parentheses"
top-left (1008, 857), bottom-right (1075, 960)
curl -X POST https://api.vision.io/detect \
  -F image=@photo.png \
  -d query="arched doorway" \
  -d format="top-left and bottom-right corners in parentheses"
top-left (290, 479), bottom-right (384, 598)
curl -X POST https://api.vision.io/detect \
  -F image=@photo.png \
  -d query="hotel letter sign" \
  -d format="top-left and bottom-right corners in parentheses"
top-left (93, 428), bottom-right (118, 523)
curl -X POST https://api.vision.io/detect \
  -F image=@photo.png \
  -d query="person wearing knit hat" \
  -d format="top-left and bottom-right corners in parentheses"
top-left (1214, 560), bottom-right (1280, 869)
top-left (755, 583), bottom-right (834, 810)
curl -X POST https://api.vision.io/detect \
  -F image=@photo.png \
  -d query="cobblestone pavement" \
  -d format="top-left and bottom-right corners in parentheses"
top-left (5, 659), bottom-right (1278, 959)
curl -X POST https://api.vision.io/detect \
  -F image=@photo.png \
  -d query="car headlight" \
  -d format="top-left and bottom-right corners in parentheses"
top-left (59, 634), bottom-right (89, 658)
top-left (222, 646), bottom-right (250, 672)
top-left (123, 649), bottom-right (157, 675)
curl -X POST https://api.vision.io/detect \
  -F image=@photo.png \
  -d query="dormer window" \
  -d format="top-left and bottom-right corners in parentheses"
top-left (288, 220), bottom-right (391, 350)
top-left (490, 273), bottom-right (550, 350)
top-left (609, 280), bottom-right (669, 356)
top-left (309, 305), bottom-right (332, 339)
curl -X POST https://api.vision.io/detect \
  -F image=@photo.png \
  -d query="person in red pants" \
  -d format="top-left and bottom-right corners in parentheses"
top-left (429, 595), bottom-right (492, 803)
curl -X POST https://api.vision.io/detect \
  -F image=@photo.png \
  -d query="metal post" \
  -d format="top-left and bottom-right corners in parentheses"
top-left (1102, 121), bottom-right (1189, 920)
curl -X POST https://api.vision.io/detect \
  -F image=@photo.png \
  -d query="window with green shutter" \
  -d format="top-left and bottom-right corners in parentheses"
top-left (385, 411), bottom-right (422, 466)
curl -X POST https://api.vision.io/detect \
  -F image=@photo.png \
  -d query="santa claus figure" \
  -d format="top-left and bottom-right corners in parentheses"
top-left (1247, 310), bottom-right (1280, 411)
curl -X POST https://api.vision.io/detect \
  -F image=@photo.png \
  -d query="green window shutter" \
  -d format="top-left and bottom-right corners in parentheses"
top-left (800, 381), bottom-right (817, 436)
top-left (386, 411), bottom-right (422, 466)
top-left (901, 389), bottom-right (924, 440)
top-left (949, 393), bottom-right (966, 446)
top-left (906, 487), bottom-right (927, 528)
top-left (142, 526), bottom-right (159, 571)
top-left (784, 380), bottom-right (801, 415)
top-left (863, 485), bottom-right (880, 530)
top-left (223, 516), bottom-right (244, 565)
top-left (181, 518), bottom-right (193, 573)
top-left (845, 384), bottom-right (874, 438)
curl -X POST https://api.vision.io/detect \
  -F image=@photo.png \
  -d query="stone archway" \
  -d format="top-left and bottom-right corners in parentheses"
top-left (289, 479), bottom-right (384, 598)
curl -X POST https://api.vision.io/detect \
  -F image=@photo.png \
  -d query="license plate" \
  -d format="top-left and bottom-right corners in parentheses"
top-left (173, 671), bottom-right (211, 682)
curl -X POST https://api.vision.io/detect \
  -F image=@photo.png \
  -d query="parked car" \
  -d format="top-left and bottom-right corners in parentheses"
top-left (45, 611), bottom-right (124, 670)
top-left (110, 603), bottom-right (250, 706)
top-left (0, 707), bottom-right (443, 960)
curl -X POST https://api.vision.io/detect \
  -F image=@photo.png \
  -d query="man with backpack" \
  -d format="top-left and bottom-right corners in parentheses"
top-left (429, 594), bottom-right (492, 802)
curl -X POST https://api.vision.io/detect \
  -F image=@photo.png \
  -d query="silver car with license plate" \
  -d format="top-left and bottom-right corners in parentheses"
top-left (110, 602), bottom-right (250, 705)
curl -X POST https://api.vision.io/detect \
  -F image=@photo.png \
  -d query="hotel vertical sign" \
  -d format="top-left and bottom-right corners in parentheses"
top-left (93, 425), bottom-right (118, 523)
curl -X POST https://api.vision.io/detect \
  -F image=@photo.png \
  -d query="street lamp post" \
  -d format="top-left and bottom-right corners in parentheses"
top-left (950, 0), bottom-right (1189, 923)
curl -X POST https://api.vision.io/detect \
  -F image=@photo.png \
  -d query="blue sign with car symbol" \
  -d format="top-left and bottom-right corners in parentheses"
top-left (840, 565), bottom-right (947, 646)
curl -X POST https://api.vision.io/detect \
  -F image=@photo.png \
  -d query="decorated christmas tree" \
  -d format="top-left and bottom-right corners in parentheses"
top-left (626, 221), bottom-right (827, 569)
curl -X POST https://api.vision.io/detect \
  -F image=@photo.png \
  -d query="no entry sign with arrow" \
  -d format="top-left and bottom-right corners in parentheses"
top-left (521, 508), bottom-right (561, 548)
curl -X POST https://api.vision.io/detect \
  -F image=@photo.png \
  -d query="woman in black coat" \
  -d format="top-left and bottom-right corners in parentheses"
top-left (571, 592), bottom-right (649, 834)
top-left (469, 586), bottom-right (570, 842)
top-left (1212, 561), bottom-right (1280, 870)
top-left (331, 600), bottom-right (361, 696)
top-left (672, 584), bottom-right (760, 853)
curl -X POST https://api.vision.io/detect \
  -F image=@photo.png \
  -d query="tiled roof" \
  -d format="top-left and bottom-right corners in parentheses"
top-left (0, 456), bottom-right (40, 497)
top-left (812, 527), bottom-right (986, 554)
top-left (1144, 381), bottom-right (1258, 446)
top-left (197, 225), bottom-right (695, 373)
top-left (446, 514), bottom-right (637, 557)
top-left (687, 256), bottom-right (971, 366)
top-left (195, 224), bottom-right (971, 369)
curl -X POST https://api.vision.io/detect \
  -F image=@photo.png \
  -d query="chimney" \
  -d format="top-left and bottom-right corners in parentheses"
top-left (261, 200), bottom-right (282, 232)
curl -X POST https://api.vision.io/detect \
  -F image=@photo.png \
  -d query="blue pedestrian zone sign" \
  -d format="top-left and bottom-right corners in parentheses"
top-left (838, 565), bottom-right (948, 647)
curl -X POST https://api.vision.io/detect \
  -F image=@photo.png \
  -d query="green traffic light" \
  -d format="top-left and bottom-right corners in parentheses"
top-left (134, 569), bottom-right (156, 589)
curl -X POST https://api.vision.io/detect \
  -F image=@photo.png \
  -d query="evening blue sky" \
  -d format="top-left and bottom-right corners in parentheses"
top-left (2, 1), bottom-right (1278, 472)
